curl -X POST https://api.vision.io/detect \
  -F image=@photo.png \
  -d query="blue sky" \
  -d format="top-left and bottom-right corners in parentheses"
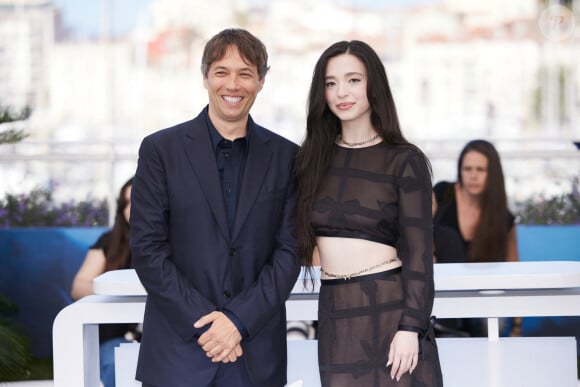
top-left (53, 0), bottom-right (440, 39)
top-left (53, 0), bottom-right (152, 38)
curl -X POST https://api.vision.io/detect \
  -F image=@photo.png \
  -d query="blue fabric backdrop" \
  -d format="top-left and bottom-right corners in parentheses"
top-left (516, 225), bottom-right (580, 347)
top-left (0, 227), bottom-right (107, 357)
top-left (0, 225), bottom-right (578, 357)
top-left (517, 225), bottom-right (580, 262)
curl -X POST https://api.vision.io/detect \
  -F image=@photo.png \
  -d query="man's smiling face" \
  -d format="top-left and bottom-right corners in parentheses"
top-left (204, 45), bottom-right (264, 128)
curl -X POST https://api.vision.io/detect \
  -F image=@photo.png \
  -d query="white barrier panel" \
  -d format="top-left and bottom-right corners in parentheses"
top-left (114, 337), bottom-right (577, 387)
top-left (438, 337), bottom-right (577, 387)
top-left (114, 343), bottom-right (141, 387)
top-left (113, 340), bottom-right (319, 387)
top-left (56, 263), bottom-right (580, 387)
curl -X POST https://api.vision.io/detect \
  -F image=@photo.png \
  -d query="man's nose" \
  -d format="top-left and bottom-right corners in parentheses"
top-left (226, 75), bottom-right (240, 89)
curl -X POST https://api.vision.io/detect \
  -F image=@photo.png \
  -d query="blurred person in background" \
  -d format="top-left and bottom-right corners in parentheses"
top-left (431, 191), bottom-right (469, 338)
top-left (433, 139), bottom-right (520, 336)
top-left (71, 177), bottom-right (137, 387)
top-left (432, 191), bottom-right (465, 264)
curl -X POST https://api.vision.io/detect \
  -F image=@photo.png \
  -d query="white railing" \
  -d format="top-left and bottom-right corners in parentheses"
top-left (53, 262), bottom-right (580, 387)
top-left (1, 138), bottom-right (578, 225)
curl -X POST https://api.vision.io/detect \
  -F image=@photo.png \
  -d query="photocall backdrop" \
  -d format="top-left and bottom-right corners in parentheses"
top-left (0, 225), bottom-right (578, 357)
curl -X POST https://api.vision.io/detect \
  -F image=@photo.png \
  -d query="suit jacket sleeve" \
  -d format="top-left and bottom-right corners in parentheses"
top-left (130, 135), bottom-right (216, 342)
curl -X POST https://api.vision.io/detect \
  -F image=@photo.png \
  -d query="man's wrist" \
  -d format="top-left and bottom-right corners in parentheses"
top-left (222, 308), bottom-right (249, 339)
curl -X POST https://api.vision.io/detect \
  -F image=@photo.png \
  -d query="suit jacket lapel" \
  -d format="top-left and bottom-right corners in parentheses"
top-left (232, 125), bottom-right (272, 240)
top-left (183, 117), bottom-right (230, 241)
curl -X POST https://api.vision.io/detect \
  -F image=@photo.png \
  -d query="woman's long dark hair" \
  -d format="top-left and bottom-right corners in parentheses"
top-left (105, 177), bottom-right (133, 270)
top-left (296, 40), bottom-right (429, 269)
top-left (457, 140), bottom-right (508, 262)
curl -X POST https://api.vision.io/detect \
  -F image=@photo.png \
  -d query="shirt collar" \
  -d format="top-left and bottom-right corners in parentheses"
top-left (204, 106), bottom-right (251, 151)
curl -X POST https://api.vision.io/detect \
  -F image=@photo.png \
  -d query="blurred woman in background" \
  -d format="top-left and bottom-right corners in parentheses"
top-left (71, 177), bottom-right (137, 387)
top-left (433, 139), bottom-right (518, 263)
top-left (433, 139), bottom-right (520, 337)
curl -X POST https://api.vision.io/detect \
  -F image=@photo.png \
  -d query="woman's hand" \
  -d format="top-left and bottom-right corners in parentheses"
top-left (387, 330), bottom-right (419, 381)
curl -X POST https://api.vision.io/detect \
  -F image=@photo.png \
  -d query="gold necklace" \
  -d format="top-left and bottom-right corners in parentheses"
top-left (337, 133), bottom-right (380, 147)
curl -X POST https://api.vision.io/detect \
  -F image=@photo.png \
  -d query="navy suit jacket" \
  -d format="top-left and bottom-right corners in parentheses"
top-left (130, 108), bottom-right (301, 387)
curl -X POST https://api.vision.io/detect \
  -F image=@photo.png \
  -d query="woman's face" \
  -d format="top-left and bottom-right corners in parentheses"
top-left (324, 53), bottom-right (371, 126)
top-left (123, 185), bottom-right (132, 223)
top-left (460, 150), bottom-right (488, 196)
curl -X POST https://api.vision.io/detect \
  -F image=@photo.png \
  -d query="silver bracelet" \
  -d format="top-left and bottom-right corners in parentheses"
top-left (320, 257), bottom-right (401, 280)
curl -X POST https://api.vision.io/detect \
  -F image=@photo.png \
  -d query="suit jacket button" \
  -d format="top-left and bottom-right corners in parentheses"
top-left (223, 290), bottom-right (231, 298)
top-left (229, 248), bottom-right (237, 256)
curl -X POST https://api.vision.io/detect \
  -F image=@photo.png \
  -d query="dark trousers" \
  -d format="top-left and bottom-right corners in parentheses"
top-left (142, 359), bottom-right (254, 387)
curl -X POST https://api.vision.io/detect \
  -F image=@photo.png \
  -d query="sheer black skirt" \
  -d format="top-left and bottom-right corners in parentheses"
top-left (318, 268), bottom-right (443, 387)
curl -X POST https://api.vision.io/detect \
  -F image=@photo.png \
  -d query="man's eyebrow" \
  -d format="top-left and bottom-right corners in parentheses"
top-left (211, 65), bottom-right (256, 73)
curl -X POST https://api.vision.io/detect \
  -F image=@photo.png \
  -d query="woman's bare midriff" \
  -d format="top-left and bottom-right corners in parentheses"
top-left (316, 236), bottom-right (401, 279)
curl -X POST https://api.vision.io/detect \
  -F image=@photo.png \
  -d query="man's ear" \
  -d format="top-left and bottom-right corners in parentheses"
top-left (257, 77), bottom-right (265, 92)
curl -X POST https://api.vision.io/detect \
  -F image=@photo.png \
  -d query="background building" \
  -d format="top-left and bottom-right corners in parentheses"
top-left (0, 0), bottom-right (578, 214)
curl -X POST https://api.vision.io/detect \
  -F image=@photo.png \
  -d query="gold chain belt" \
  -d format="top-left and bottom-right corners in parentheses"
top-left (320, 257), bottom-right (401, 280)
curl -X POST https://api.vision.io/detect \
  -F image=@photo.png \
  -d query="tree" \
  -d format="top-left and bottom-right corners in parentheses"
top-left (0, 294), bottom-right (31, 381)
top-left (0, 105), bottom-right (30, 145)
top-left (0, 104), bottom-right (33, 381)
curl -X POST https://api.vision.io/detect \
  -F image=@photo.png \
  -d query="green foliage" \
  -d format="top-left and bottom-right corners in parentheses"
top-left (26, 357), bottom-right (53, 380)
top-left (516, 177), bottom-right (580, 225)
top-left (0, 105), bottom-right (31, 145)
top-left (0, 294), bottom-right (31, 381)
top-left (0, 129), bottom-right (29, 144)
top-left (0, 185), bottom-right (109, 228)
top-left (0, 105), bottom-right (30, 124)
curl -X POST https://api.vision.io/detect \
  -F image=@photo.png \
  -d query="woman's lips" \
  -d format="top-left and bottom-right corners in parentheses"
top-left (336, 102), bottom-right (354, 110)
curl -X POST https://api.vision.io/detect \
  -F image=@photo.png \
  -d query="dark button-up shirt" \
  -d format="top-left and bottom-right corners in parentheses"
top-left (207, 116), bottom-right (248, 231)
top-left (206, 113), bottom-right (250, 339)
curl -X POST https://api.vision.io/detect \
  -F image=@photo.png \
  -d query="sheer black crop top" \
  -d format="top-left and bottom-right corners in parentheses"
top-left (312, 142), bottom-right (435, 332)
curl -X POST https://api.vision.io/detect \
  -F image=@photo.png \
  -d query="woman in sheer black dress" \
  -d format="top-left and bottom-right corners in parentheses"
top-left (296, 40), bottom-right (443, 387)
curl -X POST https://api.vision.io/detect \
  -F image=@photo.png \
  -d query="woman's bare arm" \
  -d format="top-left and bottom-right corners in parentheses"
top-left (70, 249), bottom-right (107, 300)
top-left (506, 226), bottom-right (519, 262)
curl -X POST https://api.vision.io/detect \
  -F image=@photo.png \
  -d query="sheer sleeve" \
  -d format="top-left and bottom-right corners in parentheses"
top-left (396, 151), bottom-right (434, 333)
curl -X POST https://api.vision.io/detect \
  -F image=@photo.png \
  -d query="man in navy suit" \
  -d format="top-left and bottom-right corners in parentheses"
top-left (130, 28), bottom-right (301, 387)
